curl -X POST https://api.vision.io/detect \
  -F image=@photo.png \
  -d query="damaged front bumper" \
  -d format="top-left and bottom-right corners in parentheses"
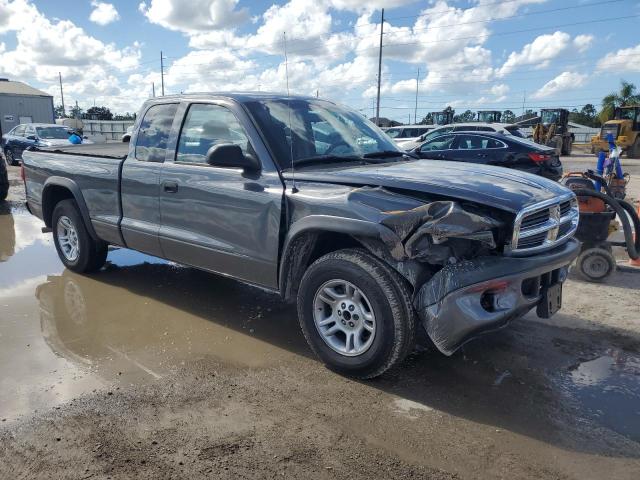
top-left (414, 238), bottom-right (580, 355)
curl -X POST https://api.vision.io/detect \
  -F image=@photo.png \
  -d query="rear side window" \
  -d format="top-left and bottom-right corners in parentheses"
top-left (135, 103), bottom-right (178, 162)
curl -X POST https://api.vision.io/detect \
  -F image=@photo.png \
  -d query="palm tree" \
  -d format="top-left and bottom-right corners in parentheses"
top-left (600, 80), bottom-right (640, 122)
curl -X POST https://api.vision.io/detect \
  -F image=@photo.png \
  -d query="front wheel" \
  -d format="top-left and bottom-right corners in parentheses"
top-left (297, 249), bottom-right (416, 379)
top-left (52, 199), bottom-right (108, 273)
top-left (4, 149), bottom-right (18, 166)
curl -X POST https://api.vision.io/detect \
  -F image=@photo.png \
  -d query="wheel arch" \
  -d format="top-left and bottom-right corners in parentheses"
top-left (42, 177), bottom-right (99, 240)
top-left (278, 215), bottom-right (420, 301)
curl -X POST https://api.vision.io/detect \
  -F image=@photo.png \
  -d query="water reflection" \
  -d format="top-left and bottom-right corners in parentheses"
top-left (0, 205), bottom-right (15, 262)
top-left (35, 264), bottom-right (303, 383)
top-left (563, 350), bottom-right (640, 442)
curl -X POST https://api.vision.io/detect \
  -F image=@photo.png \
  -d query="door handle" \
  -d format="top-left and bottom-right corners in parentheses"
top-left (163, 181), bottom-right (178, 193)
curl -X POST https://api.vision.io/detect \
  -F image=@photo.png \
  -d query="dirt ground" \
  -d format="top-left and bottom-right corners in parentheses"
top-left (1, 155), bottom-right (640, 480)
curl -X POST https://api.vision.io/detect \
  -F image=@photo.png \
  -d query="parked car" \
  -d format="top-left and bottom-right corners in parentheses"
top-left (122, 125), bottom-right (134, 142)
top-left (412, 131), bottom-right (563, 181)
top-left (0, 154), bottom-right (8, 201)
top-left (383, 125), bottom-right (433, 148)
top-left (400, 122), bottom-right (525, 151)
top-left (2, 123), bottom-right (90, 166)
top-left (22, 93), bottom-right (579, 379)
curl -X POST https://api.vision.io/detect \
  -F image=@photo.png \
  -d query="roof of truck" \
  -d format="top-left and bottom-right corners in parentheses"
top-left (151, 92), bottom-right (328, 103)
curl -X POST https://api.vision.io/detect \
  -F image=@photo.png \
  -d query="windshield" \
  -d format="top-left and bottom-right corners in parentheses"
top-left (541, 110), bottom-right (558, 124)
top-left (615, 108), bottom-right (640, 121)
top-left (36, 126), bottom-right (71, 139)
top-left (244, 99), bottom-right (401, 169)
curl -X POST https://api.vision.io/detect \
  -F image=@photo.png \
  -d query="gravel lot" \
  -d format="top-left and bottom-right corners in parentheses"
top-left (1, 155), bottom-right (639, 479)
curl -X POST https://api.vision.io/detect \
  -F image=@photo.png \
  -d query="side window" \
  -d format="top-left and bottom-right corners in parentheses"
top-left (14, 125), bottom-right (26, 137)
top-left (420, 134), bottom-right (455, 152)
top-left (456, 135), bottom-right (485, 149)
top-left (486, 138), bottom-right (506, 149)
top-left (176, 103), bottom-right (251, 164)
top-left (25, 125), bottom-right (35, 137)
top-left (135, 103), bottom-right (178, 162)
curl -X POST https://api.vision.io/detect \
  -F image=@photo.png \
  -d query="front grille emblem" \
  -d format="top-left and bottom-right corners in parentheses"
top-left (547, 205), bottom-right (561, 241)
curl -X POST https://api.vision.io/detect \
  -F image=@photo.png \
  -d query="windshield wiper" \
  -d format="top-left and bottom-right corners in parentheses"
top-left (290, 154), bottom-right (363, 168)
top-left (363, 150), bottom-right (412, 159)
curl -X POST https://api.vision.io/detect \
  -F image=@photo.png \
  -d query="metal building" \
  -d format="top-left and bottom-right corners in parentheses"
top-left (0, 78), bottom-right (54, 137)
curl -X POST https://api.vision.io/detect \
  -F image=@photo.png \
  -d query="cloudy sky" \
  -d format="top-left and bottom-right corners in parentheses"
top-left (1, 0), bottom-right (639, 121)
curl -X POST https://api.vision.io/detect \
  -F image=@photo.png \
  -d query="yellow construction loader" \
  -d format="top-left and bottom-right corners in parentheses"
top-left (591, 105), bottom-right (640, 158)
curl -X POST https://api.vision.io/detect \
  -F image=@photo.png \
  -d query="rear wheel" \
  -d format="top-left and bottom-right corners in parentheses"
top-left (52, 199), bottom-right (108, 273)
top-left (297, 249), bottom-right (416, 379)
top-left (576, 247), bottom-right (616, 282)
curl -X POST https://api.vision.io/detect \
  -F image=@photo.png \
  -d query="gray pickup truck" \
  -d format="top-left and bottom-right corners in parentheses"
top-left (22, 93), bottom-right (580, 378)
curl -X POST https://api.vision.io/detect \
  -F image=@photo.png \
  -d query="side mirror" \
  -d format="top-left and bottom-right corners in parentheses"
top-left (205, 143), bottom-right (259, 171)
top-left (26, 135), bottom-right (37, 141)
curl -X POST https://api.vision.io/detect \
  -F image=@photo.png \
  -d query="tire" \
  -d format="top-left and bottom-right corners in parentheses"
top-left (575, 247), bottom-right (616, 283)
top-left (4, 148), bottom-right (18, 166)
top-left (629, 137), bottom-right (640, 159)
top-left (0, 162), bottom-right (8, 201)
top-left (52, 199), bottom-right (108, 273)
top-left (297, 248), bottom-right (416, 379)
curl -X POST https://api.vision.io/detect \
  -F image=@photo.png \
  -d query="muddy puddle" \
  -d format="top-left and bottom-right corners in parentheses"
top-left (0, 207), bottom-right (303, 420)
top-left (558, 351), bottom-right (640, 442)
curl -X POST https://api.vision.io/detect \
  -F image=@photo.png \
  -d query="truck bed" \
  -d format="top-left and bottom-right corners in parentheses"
top-left (38, 142), bottom-right (129, 159)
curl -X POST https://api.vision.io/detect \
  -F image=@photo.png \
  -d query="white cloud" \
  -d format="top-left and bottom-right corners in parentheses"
top-left (490, 84), bottom-right (509, 97)
top-left (573, 34), bottom-right (593, 53)
top-left (139, 0), bottom-right (249, 32)
top-left (531, 71), bottom-right (588, 99)
top-left (497, 31), bottom-right (571, 77)
top-left (89, 1), bottom-right (120, 26)
top-left (596, 43), bottom-right (640, 73)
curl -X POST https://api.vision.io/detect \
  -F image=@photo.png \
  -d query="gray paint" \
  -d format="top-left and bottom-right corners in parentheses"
top-left (0, 93), bottom-right (54, 137)
top-left (21, 93), bottom-right (580, 352)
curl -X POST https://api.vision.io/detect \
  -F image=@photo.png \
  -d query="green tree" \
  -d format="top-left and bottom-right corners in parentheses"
top-left (85, 106), bottom-right (113, 120)
top-left (569, 103), bottom-right (600, 127)
top-left (502, 110), bottom-right (515, 123)
top-left (600, 80), bottom-right (640, 122)
top-left (420, 112), bottom-right (434, 125)
top-left (70, 105), bottom-right (83, 119)
top-left (454, 110), bottom-right (475, 122)
top-left (54, 104), bottom-right (65, 118)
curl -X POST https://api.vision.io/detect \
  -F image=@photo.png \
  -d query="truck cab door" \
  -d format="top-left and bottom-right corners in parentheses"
top-left (120, 102), bottom-right (179, 257)
top-left (158, 101), bottom-right (284, 289)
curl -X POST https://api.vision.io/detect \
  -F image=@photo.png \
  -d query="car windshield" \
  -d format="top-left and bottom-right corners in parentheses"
top-left (541, 110), bottom-right (559, 124)
top-left (36, 126), bottom-right (71, 139)
top-left (615, 108), bottom-right (639, 121)
top-left (244, 99), bottom-right (402, 169)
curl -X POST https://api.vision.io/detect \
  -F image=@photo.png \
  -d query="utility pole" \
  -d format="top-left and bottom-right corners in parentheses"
top-left (152, 82), bottom-right (156, 98)
top-left (160, 51), bottom-right (165, 96)
top-left (58, 72), bottom-right (65, 118)
top-left (414, 67), bottom-right (420, 124)
top-left (375, 8), bottom-right (384, 126)
top-left (522, 90), bottom-right (526, 115)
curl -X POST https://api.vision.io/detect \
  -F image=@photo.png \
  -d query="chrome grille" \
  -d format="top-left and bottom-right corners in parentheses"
top-left (510, 193), bottom-right (579, 255)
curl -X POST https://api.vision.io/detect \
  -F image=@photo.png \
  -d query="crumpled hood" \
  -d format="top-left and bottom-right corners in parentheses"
top-left (284, 160), bottom-right (570, 213)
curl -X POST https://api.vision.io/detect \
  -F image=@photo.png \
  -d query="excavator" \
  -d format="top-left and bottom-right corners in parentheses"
top-left (533, 108), bottom-right (574, 156)
top-left (591, 105), bottom-right (640, 158)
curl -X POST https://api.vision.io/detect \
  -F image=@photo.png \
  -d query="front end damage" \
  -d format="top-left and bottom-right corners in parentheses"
top-left (347, 187), bottom-right (580, 355)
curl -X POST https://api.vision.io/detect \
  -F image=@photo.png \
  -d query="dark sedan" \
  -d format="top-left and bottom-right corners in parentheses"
top-left (412, 131), bottom-right (563, 181)
top-left (2, 123), bottom-right (78, 166)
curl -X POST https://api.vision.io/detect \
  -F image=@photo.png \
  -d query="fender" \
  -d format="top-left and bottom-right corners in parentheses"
top-left (42, 176), bottom-right (99, 241)
top-left (278, 215), bottom-right (396, 299)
